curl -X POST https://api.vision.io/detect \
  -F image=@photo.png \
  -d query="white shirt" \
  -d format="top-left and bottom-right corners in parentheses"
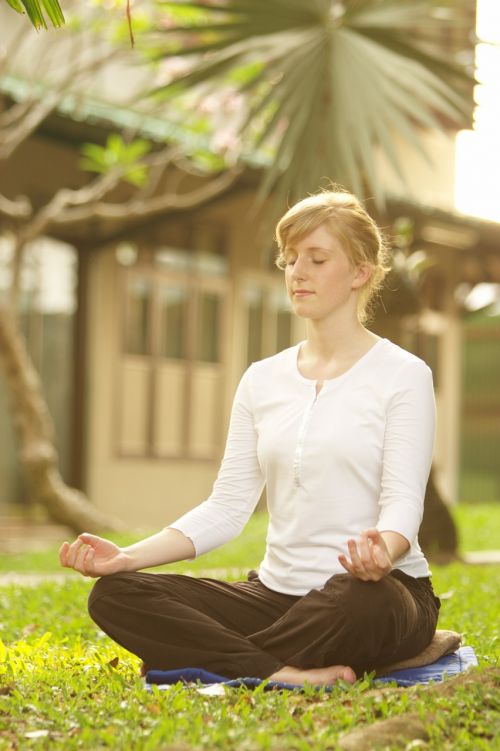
top-left (171, 338), bottom-right (436, 595)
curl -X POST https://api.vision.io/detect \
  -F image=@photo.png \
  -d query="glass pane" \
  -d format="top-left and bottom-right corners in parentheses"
top-left (156, 247), bottom-right (228, 277)
top-left (193, 252), bottom-right (228, 277)
top-left (159, 285), bottom-right (188, 359)
top-left (276, 309), bottom-right (293, 352)
top-left (155, 247), bottom-right (191, 273)
top-left (245, 286), bottom-right (263, 365)
top-left (125, 277), bottom-right (152, 355)
top-left (196, 291), bottom-right (221, 363)
top-left (271, 288), bottom-right (292, 353)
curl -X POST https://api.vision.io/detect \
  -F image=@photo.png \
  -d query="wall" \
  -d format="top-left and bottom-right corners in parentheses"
top-left (83, 194), bottom-right (287, 529)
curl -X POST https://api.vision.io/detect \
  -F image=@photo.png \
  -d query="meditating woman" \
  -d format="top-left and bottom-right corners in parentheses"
top-left (60, 188), bottom-right (440, 686)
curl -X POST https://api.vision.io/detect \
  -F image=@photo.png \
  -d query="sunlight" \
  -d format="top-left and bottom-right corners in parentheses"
top-left (455, 0), bottom-right (500, 222)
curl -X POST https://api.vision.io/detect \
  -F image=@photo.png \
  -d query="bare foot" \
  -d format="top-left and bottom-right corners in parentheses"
top-left (268, 664), bottom-right (356, 687)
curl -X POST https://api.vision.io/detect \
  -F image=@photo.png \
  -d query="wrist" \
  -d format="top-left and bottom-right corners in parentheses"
top-left (379, 530), bottom-right (409, 564)
top-left (120, 547), bottom-right (140, 572)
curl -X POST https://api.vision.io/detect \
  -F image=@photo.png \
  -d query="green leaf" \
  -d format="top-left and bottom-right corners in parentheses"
top-left (79, 136), bottom-right (152, 186)
top-left (148, 0), bottom-right (475, 207)
top-left (122, 167), bottom-right (149, 187)
top-left (8, 0), bottom-right (65, 29)
top-left (5, 0), bottom-right (25, 14)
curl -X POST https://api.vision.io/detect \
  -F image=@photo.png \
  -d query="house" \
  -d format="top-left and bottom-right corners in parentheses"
top-left (2, 1), bottom-right (498, 529)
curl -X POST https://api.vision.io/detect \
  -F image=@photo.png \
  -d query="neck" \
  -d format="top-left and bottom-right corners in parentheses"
top-left (304, 315), bottom-right (375, 362)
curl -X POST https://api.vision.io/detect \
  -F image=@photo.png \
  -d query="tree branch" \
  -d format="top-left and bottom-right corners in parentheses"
top-left (52, 167), bottom-right (243, 226)
top-left (0, 49), bottom-right (123, 161)
top-left (0, 193), bottom-right (32, 220)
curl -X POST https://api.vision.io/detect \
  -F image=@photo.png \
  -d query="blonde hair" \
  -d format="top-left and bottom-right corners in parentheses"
top-left (275, 188), bottom-right (391, 324)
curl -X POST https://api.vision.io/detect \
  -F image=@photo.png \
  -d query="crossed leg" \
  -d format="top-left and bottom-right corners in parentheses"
top-left (88, 570), bottom-right (437, 685)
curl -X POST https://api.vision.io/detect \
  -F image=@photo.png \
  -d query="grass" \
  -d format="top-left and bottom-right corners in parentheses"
top-left (0, 506), bottom-right (499, 750)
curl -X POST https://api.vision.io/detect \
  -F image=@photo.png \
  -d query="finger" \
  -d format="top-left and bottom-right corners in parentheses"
top-left (365, 527), bottom-right (382, 540)
top-left (79, 533), bottom-right (100, 549)
top-left (82, 547), bottom-right (95, 577)
top-left (65, 539), bottom-right (86, 568)
top-left (59, 541), bottom-right (70, 567)
top-left (347, 539), bottom-right (364, 570)
top-left (338, 553), bottom-right (355, 575)
top-left (372, 544), bottom-right (391, 569)
top-left (346, 540), bottom-right (371, 580)
top-left (73, 542), bottom-right (92, 574)
top-left (359, 532), bottom-right (374, 567)
top-left (68, 540), bottom-right (88, 574)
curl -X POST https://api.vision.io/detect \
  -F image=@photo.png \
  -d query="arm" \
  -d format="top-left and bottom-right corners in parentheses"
top-left (168, 365), bottom-right (265, 556)
top-left (339, 360), bottom-right (435, 581)
top-left (59, 527), bottom-right (195, 578)
top-left (60, 366), bottom-right (264, 576)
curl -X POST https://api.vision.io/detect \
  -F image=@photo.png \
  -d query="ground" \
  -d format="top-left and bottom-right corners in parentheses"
top-left (0, 504), bottom-right (499, 750)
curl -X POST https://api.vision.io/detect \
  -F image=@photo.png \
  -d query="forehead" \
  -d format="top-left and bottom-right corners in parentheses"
top-left (285, 223), bottom-right (342, 252)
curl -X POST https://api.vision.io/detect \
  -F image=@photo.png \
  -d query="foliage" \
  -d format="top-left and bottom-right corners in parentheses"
top-left (3, 0), bottom-right (64, 29)
top-left (0, 508), bottom-right (499, 749)
top-left (2, 502), bottom-right (499, 575)
top-left (149, 0), bottom-right (475, 207)
top-left (80, 134), bottom-right (152, 187)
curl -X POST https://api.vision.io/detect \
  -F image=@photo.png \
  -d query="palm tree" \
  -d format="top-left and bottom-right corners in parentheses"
top-left (150, 0), bottom-right (474, 210)
top-left (3, 0), bottom-right (64, 28)
top-left (150, 0), bottom-right (475, 558)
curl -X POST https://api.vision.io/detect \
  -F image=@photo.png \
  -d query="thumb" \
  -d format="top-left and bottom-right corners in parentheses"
top-left (372, 544), bottom-right (388, 565)
top-left (365, 528), bottom-right (383, 545)
top-left (78, 533), bottom-right (102, 547)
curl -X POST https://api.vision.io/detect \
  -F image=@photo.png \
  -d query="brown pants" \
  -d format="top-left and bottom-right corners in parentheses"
top-left (88, 568), bottom-right (440, 679)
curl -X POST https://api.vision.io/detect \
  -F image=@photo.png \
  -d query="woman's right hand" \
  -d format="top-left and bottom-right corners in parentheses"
top-left (59, 533), bottom-right (132, 578)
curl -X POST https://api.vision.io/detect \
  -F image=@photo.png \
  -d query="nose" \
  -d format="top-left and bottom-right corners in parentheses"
top-left (289, 256), bottom-right (308, 281)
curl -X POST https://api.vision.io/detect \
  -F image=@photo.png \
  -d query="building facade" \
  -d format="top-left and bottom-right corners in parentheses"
top-left (2, 0), bottom-right (498, 529)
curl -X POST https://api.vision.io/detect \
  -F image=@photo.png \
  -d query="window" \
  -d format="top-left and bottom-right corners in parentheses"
top-left (124, 277), bottom-right (152, 356)
top-left (158, 284), bottom-right (188, 359)
top-left (242, 276), bottom-right (298, 367)
top-left (117, 245), bottom-right (228, 461)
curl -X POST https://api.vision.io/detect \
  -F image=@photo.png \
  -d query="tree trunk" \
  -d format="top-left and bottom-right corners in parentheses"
top-left (0, 304), bottom-right (122, 534)
top-left (373, 276), bottom-right (459, 559)
top-left (420, 467), bottom-right (460, 562)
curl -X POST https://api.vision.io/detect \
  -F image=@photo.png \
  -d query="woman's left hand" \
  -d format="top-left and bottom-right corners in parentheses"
top-left (338, 528), bottom-right (392, 581)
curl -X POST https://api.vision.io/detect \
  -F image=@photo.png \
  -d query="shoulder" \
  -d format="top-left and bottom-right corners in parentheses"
top-left (235, 343), bottom-right (300, 400)
top-left (378, 339), bottom-right (433, 391)
top-left (378, 338), bottom-right (431, 371)
top-left (247, 343), bottom-right (300, 379)
top-left (375, 339), bottom-right (434, 389)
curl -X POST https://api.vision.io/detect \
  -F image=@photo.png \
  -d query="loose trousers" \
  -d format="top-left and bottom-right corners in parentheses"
top-left (88, 568), bottom-right (440, 679)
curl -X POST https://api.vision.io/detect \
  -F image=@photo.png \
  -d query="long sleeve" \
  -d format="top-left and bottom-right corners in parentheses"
top-left (170, 339), bottom-right (435, 594)
top-left (376, 360), bottom-right (436, 544)
top-left (169, 366), bottom-right (265, 556)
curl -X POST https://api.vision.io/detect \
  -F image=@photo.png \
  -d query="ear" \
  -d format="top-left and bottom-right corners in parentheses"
top-left (351, 263), bottom-right (373, 290)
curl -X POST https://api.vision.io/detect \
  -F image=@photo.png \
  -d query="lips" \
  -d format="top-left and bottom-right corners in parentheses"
top-left (293, 290), bottom-right (314, 296)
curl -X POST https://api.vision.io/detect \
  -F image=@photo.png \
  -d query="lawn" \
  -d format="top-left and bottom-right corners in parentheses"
top-left (0, 505), bottom-right (499, 750)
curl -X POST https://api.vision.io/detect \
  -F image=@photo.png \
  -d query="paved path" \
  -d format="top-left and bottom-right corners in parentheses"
top-left (0, 567), bottom-right (249, 587)
top-left (0, 572), bottom-right (78, 586)
top-left (462, 550), bottom-right (500, 564)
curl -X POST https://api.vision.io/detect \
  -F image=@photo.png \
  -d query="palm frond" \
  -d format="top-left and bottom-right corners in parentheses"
top-left (151, 0), bottom-right (476, 207)
top-left (5, 0), bottom-right (65, 28)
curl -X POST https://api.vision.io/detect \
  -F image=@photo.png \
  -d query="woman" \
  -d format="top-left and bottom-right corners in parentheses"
top-left (60, 189), bottom-right (440, 687)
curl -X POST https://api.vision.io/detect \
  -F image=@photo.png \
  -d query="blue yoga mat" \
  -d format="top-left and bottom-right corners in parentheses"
top-left (146, 646), bottom-right (477, 691)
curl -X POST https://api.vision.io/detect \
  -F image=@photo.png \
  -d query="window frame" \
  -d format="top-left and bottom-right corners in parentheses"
top-left (115, 252), bottom-right (229, 462)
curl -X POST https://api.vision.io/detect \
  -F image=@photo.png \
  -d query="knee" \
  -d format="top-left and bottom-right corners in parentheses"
top-left (87, 572), bottom-right (135, 620)
top-left (338, 576), bottom-right (405, 628)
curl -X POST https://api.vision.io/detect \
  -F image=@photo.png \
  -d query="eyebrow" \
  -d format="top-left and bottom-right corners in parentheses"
top-left (284, 245), bottom-right (333, 254)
